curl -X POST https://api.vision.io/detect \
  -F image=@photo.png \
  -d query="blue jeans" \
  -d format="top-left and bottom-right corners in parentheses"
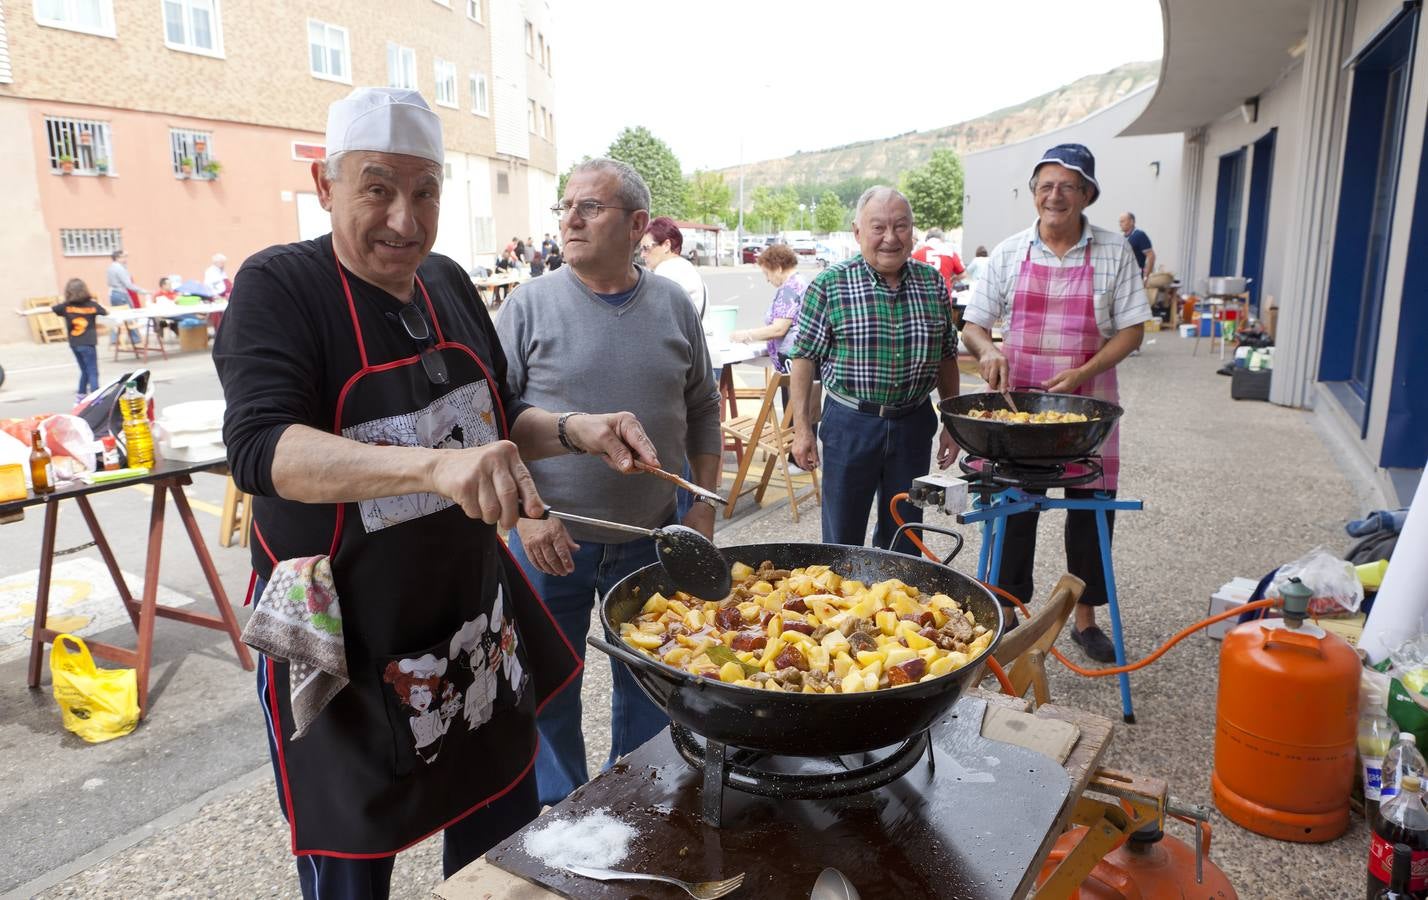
top-left (817, 397), bottom-right (937, 554)
top-left (506, 530), bottom-right (670, 807)
top-left (71, 344), bottom-right (99, 399)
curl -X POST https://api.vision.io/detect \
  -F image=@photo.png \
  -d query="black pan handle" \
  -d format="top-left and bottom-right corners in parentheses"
top-left (891, 523), bottom-right (964, 565)
top-left (588, 632), bottom-right (645, 665)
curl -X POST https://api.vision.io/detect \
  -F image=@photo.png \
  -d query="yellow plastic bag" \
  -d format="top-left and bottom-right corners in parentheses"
top-left (50, 634), bottom-right (139, 743)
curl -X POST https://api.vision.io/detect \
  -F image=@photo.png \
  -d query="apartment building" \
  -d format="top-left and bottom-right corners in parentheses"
top-left (0, 0), bottom-right (559, 344)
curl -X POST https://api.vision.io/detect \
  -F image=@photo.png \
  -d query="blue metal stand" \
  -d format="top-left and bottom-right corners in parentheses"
top-left (959, 488), bottom-right (1144, 723)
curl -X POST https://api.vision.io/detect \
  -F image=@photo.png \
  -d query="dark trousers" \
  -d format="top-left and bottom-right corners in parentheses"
top-left (996, 488), bottom-right (1117, 607)
top-left (817, 397), bottom-right (937, 554)
top-left (70, 344), bottom-right (99, 398)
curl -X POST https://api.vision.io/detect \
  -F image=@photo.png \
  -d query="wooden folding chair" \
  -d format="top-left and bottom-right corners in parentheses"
top-left (24, 297), bottom-right (65, 344)
top-left (989, 574), bottom-right (1085, 708)
top-left (719, 372), bottom-right (820, 521)
top-left (218, 476), bottom-right (252, 548)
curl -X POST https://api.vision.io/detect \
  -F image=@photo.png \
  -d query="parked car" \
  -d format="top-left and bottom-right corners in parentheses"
top-left (741, 244), bottom-right (762, 264)
top-left (792, 238), bottom-right (818, 257)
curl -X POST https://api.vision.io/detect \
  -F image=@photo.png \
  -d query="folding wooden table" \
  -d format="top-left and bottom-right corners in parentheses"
top-left (2, 457), bottom-right (254, 714)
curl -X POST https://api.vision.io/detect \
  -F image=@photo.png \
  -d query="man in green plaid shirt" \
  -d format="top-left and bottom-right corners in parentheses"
top-left (789, 187), bottom-right (960, 554)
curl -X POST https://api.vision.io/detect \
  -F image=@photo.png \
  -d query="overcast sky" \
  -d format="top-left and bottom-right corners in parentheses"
top-left (550, 0), bottom-right (1165, 174)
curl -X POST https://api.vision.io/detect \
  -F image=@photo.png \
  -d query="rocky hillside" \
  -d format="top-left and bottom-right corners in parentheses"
top-left (717, 60), bottom-right (1159, 190)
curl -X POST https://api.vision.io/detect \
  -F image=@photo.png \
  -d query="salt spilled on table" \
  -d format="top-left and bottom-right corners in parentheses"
top-left (522, 808), bottom-right (637, 870)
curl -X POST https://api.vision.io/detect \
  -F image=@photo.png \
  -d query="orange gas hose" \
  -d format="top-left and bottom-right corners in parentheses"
top-left (888, 492), bottom-right (1282, 680)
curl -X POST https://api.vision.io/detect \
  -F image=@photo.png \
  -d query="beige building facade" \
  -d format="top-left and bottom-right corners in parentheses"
top-left (0, 0), bottom-right (559, 344)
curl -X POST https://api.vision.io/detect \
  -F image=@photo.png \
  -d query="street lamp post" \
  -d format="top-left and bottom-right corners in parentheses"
top-left (737, 137), bottom-right (744, 264)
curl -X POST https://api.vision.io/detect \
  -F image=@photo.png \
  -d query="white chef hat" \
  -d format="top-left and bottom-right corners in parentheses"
top-left (324, 87), bottom-right (444, 166)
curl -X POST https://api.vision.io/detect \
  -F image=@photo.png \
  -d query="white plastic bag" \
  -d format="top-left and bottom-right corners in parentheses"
top-left (1268, 546), bottom-right (1363, 616)
top-left (39, 414), bottom-right (97, 479)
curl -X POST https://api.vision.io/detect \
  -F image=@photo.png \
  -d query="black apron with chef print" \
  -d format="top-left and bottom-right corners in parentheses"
top-left (255, 250), bottom-right (581, 857)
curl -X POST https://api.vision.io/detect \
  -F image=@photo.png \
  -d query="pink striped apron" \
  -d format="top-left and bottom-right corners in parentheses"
top-left (1003, 243), bottom-right (1120, 490)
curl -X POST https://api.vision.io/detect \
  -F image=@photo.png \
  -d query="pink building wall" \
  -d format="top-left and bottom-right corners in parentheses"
top-left (29, 100), bottom-right (323, 301)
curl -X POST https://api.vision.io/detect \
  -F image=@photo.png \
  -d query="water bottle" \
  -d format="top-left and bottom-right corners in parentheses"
top-left (120, 380), bottom-right (154, 469)
top-left (1381, 733), bottom-right (1427, 811)
top-left (1369, 773), bottom-right (1428, 898)
top-left (1364, 705), bottom-right (1398, 807)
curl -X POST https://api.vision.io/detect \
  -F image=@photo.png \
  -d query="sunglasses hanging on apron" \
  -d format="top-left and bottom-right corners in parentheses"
top-left (257, 248), bottom-right (580, 857)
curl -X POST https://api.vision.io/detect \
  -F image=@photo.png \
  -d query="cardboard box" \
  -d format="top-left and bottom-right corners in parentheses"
top-left (179, 324), bottom-right (209, 352)
top-left (1144, 318), bottom-right (1161, 332)
top-left (1207, 577), bottom-right (1261, 640)
top-left (1179, 324), bottom-right (1196, 338)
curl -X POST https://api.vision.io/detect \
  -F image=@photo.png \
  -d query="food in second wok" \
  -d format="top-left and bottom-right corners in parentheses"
top-left (965, 408), bottom-right (1091, 424)
top-left (619, 560), bottom-right (993, 693)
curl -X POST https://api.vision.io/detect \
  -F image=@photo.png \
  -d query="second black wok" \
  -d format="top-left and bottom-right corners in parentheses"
top-left (939, 391), bottom-right (1122, 463)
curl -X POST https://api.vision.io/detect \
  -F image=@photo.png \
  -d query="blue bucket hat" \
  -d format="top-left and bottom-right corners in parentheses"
top-left (1032, 143), bottom-right (1100, 205)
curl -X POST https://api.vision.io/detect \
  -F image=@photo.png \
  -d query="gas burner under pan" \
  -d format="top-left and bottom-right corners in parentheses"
top-left (669, 723), bottom-right (933, 828)
top-left (959, 455), bottom-right (1104, 492)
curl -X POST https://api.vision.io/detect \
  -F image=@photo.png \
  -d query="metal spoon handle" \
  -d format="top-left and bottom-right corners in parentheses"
top-left (535, 507), bottom-right (658, 538)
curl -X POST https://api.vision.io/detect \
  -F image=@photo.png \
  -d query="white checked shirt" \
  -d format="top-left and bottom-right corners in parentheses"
top-left (965, 218), bottom-right (1152, 339)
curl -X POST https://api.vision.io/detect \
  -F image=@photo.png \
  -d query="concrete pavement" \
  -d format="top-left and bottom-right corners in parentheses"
top-left (0, 290), bottom-right (1389, 897)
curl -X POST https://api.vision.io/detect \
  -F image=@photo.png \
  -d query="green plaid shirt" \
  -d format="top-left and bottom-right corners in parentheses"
top-left (791, 256), bottom-right (957, 407)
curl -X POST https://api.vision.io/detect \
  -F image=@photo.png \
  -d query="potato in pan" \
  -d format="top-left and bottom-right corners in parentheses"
top-left (619, 560), bottom-right (992, 694)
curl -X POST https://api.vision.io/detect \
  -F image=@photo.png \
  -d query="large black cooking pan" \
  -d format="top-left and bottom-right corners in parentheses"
top-left (587, 542), bottom-right (1003, 757)
top-left (939, 391), bottom-right (1123, 463)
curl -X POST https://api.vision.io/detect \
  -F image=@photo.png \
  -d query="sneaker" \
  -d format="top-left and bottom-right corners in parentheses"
top-left (1070, 624), bottom-right (1118, 663)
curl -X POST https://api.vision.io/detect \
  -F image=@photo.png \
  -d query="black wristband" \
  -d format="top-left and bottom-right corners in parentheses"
top-left (557, 412), bottom-right (586, 454)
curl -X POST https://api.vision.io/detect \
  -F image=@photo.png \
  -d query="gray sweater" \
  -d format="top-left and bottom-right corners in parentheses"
top-left (497, 264), bottom-right (722, 542)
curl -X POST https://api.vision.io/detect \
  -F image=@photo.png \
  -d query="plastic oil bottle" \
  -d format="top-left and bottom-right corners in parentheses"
top-left (120, 380), bottom-right (154, 469)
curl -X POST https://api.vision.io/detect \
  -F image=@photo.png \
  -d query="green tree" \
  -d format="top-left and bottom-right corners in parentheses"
top-left (749, 186), bottom-right (800, 232)
top-left (606, 126), bottom-right (686, 218)
top-left (813, 190), bottom-right (846, 233)
top-left (685, 170), bottom-right (732, 225)
top-left (898, 148), bottom-right (965, 230)
top-left (557, 155), bottom-right (591, 201)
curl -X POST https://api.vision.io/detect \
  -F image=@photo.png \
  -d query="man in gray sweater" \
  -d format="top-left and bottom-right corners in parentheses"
top-left (496, 158), bottom-right (722, 807)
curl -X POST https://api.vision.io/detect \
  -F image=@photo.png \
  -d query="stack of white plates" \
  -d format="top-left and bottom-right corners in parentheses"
top-left (157, 400), bottom-right (226, 461)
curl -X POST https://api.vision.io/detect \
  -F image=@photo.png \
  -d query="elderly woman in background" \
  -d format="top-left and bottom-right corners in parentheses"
top-left (731, 243), bottom-right (809, 415)
top-left (731, 243), bottom-right (804, 373)
top-left (640, 216), bottom-right (707, 317)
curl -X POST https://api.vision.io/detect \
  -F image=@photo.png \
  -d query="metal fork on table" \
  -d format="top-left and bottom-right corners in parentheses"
top-left (565, 864), bottom-right (744, 899)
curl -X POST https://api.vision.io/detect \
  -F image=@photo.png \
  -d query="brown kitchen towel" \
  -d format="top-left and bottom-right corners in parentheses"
top-left (240, 555), bottom-right (347, 739)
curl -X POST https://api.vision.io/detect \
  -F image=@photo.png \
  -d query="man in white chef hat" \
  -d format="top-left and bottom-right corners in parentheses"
top-left (214, 86), bottom-right (660, 899)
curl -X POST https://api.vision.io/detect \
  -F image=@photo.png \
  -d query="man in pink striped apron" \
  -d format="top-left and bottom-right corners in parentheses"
top-left (958, 144), bottom-right (1152, 663)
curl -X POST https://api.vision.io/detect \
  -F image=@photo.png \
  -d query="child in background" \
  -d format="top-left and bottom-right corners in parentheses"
top-left (51, 278), bottom-right (107, 404)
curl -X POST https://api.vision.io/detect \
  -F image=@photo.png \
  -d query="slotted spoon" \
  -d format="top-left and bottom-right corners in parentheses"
top-left (529, 507), bottom-right (732, 600)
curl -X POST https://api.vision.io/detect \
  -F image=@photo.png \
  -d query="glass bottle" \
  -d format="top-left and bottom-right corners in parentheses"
top-left (29, 429), bottom-right (54, 495)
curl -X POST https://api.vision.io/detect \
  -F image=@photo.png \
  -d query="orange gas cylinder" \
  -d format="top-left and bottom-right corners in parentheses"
top-left (1211, 588), bottom-right (1360, 843)
top-left (1036, 822), bottom-right (1238, 898)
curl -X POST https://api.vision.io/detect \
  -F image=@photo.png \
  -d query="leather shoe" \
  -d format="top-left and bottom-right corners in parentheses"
top-left (1070, 624), bottom-right (1118, 663)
